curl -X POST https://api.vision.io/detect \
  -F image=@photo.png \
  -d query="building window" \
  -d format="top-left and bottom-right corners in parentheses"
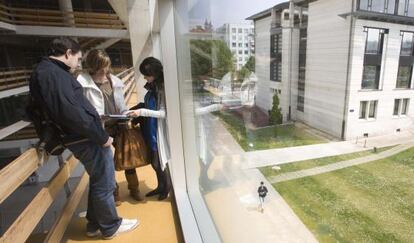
top-left (238, 28), bottom-right (242, 33)
top-left (232, 35), bottom-right (236, 40)
top-left (361, 27), bottom-right (387, 90)
top-left (238, 50), bottom-right (242, 55)
top-left (232, 42), bottom-right (236, 47)
top-left (359, 100), bottom-right (378, 119)
top-left (397, 31), bottom-right (414, 88)
top-left (393, 98), bottom-right (410, 116)
top-left (270, 33), bottom-right (282, 82)
top-left (297, 28), bottom-right (307, 112)
top-left (359, 0), bottom-right (397, 14)
top-left (244, 50), bottom-right (249, 55)
top-left (245, 43), bottom-right (249, 47)
top-left (232, 28), bottom-right (236, 33)
top-left (238, 43), bottom-right (242, 47)
top-left (239, 57), bottom-right (242, 61)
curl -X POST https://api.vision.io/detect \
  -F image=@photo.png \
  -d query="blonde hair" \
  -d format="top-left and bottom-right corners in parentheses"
top-left (85, 49), bottom-right (112, 75)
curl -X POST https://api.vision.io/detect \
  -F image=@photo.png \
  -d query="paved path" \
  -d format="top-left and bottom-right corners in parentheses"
top-left (202, 114), bottom-right (318, 243)
top-left (268, 142), bottom-right (414, 183)
top-left (243, 129), bottom-right (414, 169)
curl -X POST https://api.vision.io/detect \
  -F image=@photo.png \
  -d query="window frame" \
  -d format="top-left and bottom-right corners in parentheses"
top-left (359, 100), bottom-right (378, 120)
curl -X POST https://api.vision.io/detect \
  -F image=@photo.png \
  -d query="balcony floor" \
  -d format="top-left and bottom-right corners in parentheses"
top-left (63, 164), bottom-right (184, 243)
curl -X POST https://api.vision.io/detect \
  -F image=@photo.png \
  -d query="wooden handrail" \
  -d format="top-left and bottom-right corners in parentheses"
top-left (0, 3), bottom-right (125, 29)
top-left (0, 148), bottom-right (39, 205)
top-left (43, 172), bottom-right (89, 243)
top-left (0, 156), bottom-right (79, 243)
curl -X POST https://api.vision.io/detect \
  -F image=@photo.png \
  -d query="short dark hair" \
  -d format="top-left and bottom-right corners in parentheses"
top-left (260, 181), bottom-right (264, 185)
top-left (47, 37), bottom-right (81, 57)
top-left (139, 57), bottom-right (164, 82)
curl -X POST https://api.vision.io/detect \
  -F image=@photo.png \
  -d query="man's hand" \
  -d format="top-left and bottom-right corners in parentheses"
top-left (103, 136), bottom-right (113, 147)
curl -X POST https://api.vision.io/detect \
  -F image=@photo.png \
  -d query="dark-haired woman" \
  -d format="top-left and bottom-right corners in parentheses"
top-left (128, 57), bottom-right (171, 201)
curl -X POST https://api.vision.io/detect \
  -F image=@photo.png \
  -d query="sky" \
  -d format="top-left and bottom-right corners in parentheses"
top-left (188, 0), bottom-right (286, 28)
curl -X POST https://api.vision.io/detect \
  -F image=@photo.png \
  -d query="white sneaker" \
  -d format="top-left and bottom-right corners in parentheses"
top-left (86, 229), bottom-right (101, 237)
top-left (103, 218), bottom-right (140, 240)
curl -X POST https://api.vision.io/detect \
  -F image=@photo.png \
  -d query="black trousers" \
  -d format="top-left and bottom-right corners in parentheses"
top-left (149, 150), bottom-right (170, 192)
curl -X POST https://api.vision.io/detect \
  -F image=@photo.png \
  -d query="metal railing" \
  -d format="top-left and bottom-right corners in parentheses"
top-left (0, 67), bottom-right (135, 242)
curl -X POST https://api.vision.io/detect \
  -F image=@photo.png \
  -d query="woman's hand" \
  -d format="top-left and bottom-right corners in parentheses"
top-left (127, 109), bottom-right (141, 117)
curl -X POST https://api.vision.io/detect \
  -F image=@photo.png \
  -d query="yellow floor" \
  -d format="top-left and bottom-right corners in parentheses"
top-left (63, 165), bottom-right (184, 243)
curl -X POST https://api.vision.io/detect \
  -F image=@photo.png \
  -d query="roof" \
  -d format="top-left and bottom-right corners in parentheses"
top-left (246, 2), bottom-right (290, 20)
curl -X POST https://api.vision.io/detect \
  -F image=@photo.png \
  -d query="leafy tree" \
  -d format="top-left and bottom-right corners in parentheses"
top-left (190, 39), bottom-right (234, 80)
top-left (269, 93), bottom-right (283, 125)
top-left (239, 56), bottom-right (255, 80)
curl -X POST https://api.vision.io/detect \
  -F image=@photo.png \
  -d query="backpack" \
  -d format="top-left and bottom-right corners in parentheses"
top-left (25, 98), bottom-right (66, 156)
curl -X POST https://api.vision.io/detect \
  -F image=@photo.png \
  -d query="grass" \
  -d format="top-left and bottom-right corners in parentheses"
top-left (259, 145), bottom-right (396, 178)
top-left (215, 111), bottom-right (325, 151)
top-left (271, 147), bottom-right (414, 243)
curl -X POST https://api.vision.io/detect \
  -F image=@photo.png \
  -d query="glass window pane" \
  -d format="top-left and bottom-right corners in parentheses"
top-left (399, 0), bottom-right (407, 15)
top-left (371, 0), bottom-right (386, 12)
top-left (394, 99), bottom-right (401, 115)
top-left (402, 98), bottom-right (410, 114)
top-left (396, 66), bottom-right (412, 88)
top-left (408, 0), bottom-right (414, 16)
top-left (400, 32), bottom-right (414, 56)
top-left (369, 101), bottom-right (377, 118)
top-left (360, 101), bottom-right (368, 119)
top-left (360, 0), bottom-right (369, 10)
top-left (362, 65), bottom-right (380, 89)
top-left (387, 0), bottom-right (396, 13)
top-left (366, 28), bottom-right (381, 54)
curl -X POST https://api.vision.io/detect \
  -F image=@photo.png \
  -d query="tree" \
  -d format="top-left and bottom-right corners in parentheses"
top-left (239, 56), bottom-right (255, 80)
top-left (269, 93), bottom-right (283, 125)
top-left (190, 39), bottom-right (234, 80)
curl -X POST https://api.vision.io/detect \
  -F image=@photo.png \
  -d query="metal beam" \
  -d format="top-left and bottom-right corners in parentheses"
top-left (0, 120), bottom-right (31, 141)
top-left (0, 21), bottom-right (16, 31)
top-left (15, 25), bottom-right (130, 39)
top-left (0, 86), bottom-right (29, 99)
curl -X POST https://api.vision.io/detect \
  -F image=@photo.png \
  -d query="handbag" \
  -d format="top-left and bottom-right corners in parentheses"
top-left (114, 123), bottom-right (149, 171)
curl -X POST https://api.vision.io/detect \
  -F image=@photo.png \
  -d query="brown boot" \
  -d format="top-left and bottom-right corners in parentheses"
top-left (114, 183), bottom-right (122, 206)
top-left (125, 170), bottom-right (143, 201)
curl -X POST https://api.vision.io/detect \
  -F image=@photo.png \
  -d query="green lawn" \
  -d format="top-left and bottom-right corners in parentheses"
top-left (215, 111), bottom-right (325, 151)
top-left (259, 146), bottom-right (396, 178)
top-left (271, 147), bottom-right (414, 243)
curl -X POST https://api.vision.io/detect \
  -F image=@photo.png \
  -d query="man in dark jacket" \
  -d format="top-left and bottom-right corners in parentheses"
top-left (29, 37), bottom-right (138, 239)
top-left (258, 181), bottom-right (268, 212)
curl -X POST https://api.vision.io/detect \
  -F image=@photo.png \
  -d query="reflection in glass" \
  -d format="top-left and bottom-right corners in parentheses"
top-left (400, 32), bottom-right (414, 56)
top-left (408, 0), bottom-right (414, 16)
top-left (365, 28), bottom-right (381, 54)
top-left (399, 0), bottom-right (407, 15)
top-left (394, 99), bottom-right (401, 115)
top-left (360, 101), bottom-right (368, 119)
top-left (387, 0), bottom-right (396, 13)
top-left (362, 65), bottom-right (380, 89)
top-left (371, 0), bottom-right (386, 12)
top-left (368, 101), bottom-right (377, 118)
top-left (402, 98), bottom-right (410, 114)
top-left (396, 66), bottom-right (412, 88)
top-left (360, 0), bottom-right (369, 10)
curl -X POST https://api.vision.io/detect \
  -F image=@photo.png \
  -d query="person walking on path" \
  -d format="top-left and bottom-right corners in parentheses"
top-left (29, 37), bottom-right (138, 239)
top-left (258, 181), bottom-right (268, 212)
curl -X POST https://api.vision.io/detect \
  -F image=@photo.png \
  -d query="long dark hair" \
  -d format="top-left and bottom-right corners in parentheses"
top-left (139, 57), bottom-right (164, 90)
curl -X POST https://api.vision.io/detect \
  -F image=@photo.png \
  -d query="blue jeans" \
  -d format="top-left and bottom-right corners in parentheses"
top-left (67, 141), bottom-right (122, 237)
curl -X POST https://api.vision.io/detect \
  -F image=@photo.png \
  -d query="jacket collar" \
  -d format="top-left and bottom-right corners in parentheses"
top-left (46, 56), bottom-right (71, 72)
top-left (77, 72), bottom-right (123, 89)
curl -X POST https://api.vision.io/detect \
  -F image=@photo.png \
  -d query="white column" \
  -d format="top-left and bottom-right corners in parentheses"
top-left (127, 0), bottom-right (153, 102)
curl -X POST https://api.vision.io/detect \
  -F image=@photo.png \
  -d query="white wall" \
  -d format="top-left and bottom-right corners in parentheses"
top-left (345, 19), bottom-right (414, 139)
top-left (302, 0), bottom-right (352, 138)
top-left (254, 16), bottom-right (276, 112)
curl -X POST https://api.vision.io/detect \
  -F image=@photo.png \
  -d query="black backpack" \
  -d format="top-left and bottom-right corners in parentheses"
top-left (26, 98), bottom-right (66, 155)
